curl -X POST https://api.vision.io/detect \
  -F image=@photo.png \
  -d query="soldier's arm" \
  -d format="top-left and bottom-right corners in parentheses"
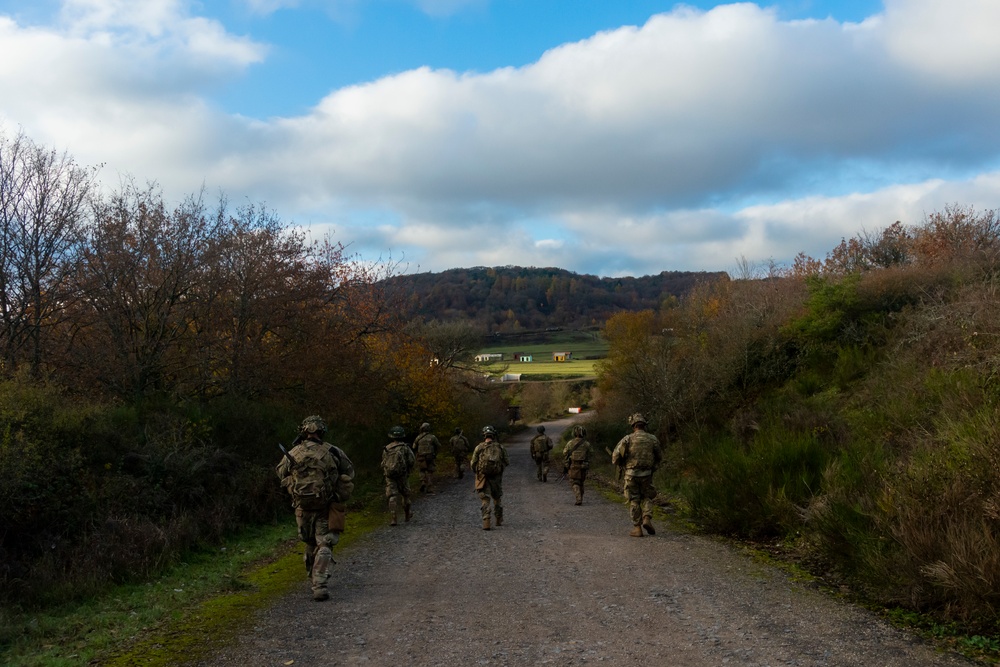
top-left (611, 436), bottom-right (628, 466)
top-left (275, 459), bottom-right (290, 483)
top-left (339, 448), bottom-right (356, 479)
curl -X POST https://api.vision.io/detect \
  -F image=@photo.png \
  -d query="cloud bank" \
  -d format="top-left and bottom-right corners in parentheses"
top-left (2, 0), bottom-right (999, 277)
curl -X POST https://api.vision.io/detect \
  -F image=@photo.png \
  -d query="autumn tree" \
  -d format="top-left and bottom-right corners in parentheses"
top-left (0, 130), bottom-right (95, 376)
top-left (69, 181), bottom-right (218, 398)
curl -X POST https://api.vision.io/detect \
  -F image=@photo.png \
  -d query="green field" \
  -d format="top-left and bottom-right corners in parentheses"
top-left (476, 329), bottom-right (607, 378)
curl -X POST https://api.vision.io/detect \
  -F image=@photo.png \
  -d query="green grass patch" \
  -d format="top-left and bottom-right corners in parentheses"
top-left (489, 359), bottom-right (598, 378)
top-left (1, 505), bottom-right (386, 667)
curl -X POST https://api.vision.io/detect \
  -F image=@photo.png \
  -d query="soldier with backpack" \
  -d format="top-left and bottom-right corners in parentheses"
top-left (382, 425), bottom-right (416, 526)
top-left (611, 413), bottom-right (663, 537)
top-left (449, 427), bottom-right (471, 479)
top-left (470, 425), bottom-right (509, 530)
top-left (412, 422), bottom-right (442, 493)
top-left (529, 425), bottom-right (554, 482)
top-left (276, 415), bottom-right (356, 601)
top-left (562, 424), bottom-right (593, 506)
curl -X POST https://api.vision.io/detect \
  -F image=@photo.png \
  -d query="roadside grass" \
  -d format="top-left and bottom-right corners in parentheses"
top-left (1, 502), bottom-right (387, 667)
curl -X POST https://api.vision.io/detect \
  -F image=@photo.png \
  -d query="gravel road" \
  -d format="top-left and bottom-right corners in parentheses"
top-left (200, 416), bottom-right (973, 666)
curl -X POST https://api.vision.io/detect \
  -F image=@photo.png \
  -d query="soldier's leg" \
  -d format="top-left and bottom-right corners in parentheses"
top-left (541, 454), bottom-right (550, 482)
top-left (641, 477), bottom-right (657, 535)
top-left (296, 508), bottom-right (317, 574)
top-left (425, 461), bottom-right (436, 493)
top-left (401, 481), bottom-right (413, 521)
top-left (311, 516), bottom-right (341, 601)
top-left (478, 489), bottom-right (492, 529)
top-left (386, 478), bottom-right (400, 525)
top-left (493, 477), bottom-right (504, 526)
top-left (625, 477), bottom-right (644, 536)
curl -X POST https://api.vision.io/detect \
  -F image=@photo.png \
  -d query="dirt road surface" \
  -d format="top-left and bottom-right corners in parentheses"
top-left (200, 416), bottom-right (972, 666)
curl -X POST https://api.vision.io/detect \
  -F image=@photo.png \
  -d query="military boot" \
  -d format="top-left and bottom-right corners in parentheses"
top-left (574, 486), bottom-right (583, 506)
top-left (482, 517), bottom-right (491, 530)
top-left (404, 505), bottom-right (413, 522)
top-left (642, 516), bottom-right (656, 535)
top-left (312, 587), bottom-right (329, 601)
top-left (495, 512), bottom-right (503, 527)
top-left (629, 525), bottom-right (644, 537)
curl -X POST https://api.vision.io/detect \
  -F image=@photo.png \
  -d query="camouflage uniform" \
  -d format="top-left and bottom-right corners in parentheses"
top-left (449, 428), bottom-right (471, 479)
top-left (562, 426), bottom-right (592, 505)
top-left (382, 427), bottom-right (416, 526)
top-left (276, 416), bottom-right (356, 601)
top-left (412, 423), bottom-right (442, 493)
top-left (529, 427), bottom-right (554, 482)
top-left (470, 427), bottom-right (510, 530)
top-left (611, 414), bottom-right (663, 537)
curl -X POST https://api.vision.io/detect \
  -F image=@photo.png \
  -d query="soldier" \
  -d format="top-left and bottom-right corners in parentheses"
top-left (382, 426), bottom-right (416, 526)
top-left (529, 424), bottom-right (554, 482)
top-left (611, 413), bottom-right (663, 537)
top-left (276, 415), bottom-right (356, 601)
top-left (412, 422), bottom-right (442, 493)
top-left (470, 425), bottom-right (509, 530)
top-left (449, 427), bottom-right (471, 479)
top-left (562, 424), bottom-right (593, 505)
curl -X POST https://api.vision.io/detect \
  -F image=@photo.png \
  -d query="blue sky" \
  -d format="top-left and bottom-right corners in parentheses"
top-left (2, 0), bottom-right (999, 277)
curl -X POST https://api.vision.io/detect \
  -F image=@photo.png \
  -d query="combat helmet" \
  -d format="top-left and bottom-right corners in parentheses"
top-left (301, 415), bottom-right (327, 435)
top-left (454, 427), bottom-right (462, 435)
top-left (388, 425), bottom-right (406, 439)
top-left (627, 412), bottom-right (647, 428)
top-left (420, 422), bottom-right (431, 433)
top-left (482, 425), bottom-right (496, 438)
top-left (536, 425), bottom-right (545, 433)
top-left (573, 425), bottom-right (587, 438)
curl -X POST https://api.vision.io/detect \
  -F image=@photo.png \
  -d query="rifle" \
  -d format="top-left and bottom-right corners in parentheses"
top-left (278, 443), bottom-right (297, 466)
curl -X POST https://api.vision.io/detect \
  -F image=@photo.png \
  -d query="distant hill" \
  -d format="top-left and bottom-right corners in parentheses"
top-left (385, 266), bottom-right (726, 330)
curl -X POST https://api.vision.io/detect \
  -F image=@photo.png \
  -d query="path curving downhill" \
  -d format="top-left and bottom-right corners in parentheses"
top-left (199, 415), bottom-right (972, 666)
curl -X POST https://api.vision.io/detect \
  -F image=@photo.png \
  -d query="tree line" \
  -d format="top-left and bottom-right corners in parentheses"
top-left (0, 129), bottom-right (507, 610)
top-left (384, 265), bottom-right (722, 330)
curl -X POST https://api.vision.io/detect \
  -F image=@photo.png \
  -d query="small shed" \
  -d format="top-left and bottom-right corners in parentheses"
top-left (513, 352), bottom-right (533, 362)
top-left (552, 351), bottom-right (573, 362)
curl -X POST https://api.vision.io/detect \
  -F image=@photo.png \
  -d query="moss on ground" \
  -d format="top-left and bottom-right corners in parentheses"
top-left (98, 507), bottom-right (386, 667)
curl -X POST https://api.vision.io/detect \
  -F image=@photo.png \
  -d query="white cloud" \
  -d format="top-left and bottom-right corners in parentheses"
top-left (882, 0), bottom-right (1000, 81)
top-left (3, 0), bottom-right (1000, 277)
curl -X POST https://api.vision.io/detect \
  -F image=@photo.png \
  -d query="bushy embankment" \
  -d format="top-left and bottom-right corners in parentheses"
top-left (594, 207), bottom-right (1000, 634)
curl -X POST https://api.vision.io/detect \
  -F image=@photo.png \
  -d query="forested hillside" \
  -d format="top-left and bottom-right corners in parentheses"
top-left (385, 266), bottom-right (724, 329)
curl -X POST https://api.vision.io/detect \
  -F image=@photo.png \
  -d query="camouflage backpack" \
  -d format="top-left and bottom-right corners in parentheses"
top-left (479, 441), bottom-right (504, 476)
top-left (627, 432), bottom-right (658, 469)
top-left (415, 433), bottom-right (436, 457)
top-left (287, 443), bottom-right (334, 511)
top-left (530, 435), bottom-right (550, 460)
top-left (568, 438), bottom-right (589, 463)
top-left (382, 444), bottom-right (409, 477)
